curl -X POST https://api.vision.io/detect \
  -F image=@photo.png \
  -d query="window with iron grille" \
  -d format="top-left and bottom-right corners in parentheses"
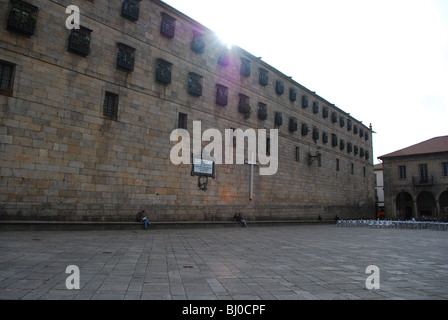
top-left (160, 13), bottom-right (176, 38)
top-left (322, 132), bottom-right (328, 144)
top-left (68, 26), bottom-right (92, 56)
top-left (216, 84), bottom-right (228, 106)
top-left (188, 72), bottom-right (202, 97)
top-left (275, 80), bottom-right (284, 95)
top-left (258, 103), bottom-right (267, 120)
top-left (191, 31), bottom-right (205, 53)
top-left (0, 61), bottom-right (15, 95)
top-left (7, 0), bottom-right (39, 35)
top-left (218, 48), bottom-right (230, 67)
top-left (331, 134), bottom-right (338, 147)
top-left (259, 68), bottom-right (268, 86)
top-left (103, 91), bottom-right (118, 119)
top-left (116, 43), bottom-right (135, 71)
top-left (178, 112), bottom-right (187, 129)
top-left (289, 88), bottom-right (296, 102)
top-left (121, 0), bottom-right (140, 21)
top-left (155, 58), bottom-right (172, 84)
top-left (238, 94), bottom-right (250, 119)
top-left (347, 142), bottom-right (353, 153)
top-left (240, 58), bottom-right (251, 77)
top-left (331, 112), bottom-right (338, 123)
top-left (313, 101), bottom-right (319, 114)
top-left (302, 95), bottom-right (308, 108)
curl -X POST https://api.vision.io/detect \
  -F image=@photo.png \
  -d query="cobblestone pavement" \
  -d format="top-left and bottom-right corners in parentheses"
top-left (1, 224), bottom-right (447, 300)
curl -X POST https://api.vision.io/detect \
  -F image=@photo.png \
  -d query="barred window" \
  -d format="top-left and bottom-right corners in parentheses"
top-left (216, 84), bottom-right (228, 106)
top-left (0, 61), bottom-right (15, 94)
top-left (160, 13), bottom-right (176, 38)
top-left (178, 112), bottom-right (187, 129)
top-left (103, 91), bottom-right (119, 119)
top-left (155, 58), bottom-right (172, 84)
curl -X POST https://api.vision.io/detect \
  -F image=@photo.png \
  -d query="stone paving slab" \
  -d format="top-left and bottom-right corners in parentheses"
top-left (0, 225), bottom-right (447, 300)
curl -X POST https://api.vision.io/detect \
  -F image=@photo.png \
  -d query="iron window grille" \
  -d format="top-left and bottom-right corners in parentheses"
top-left (155, 58), bottom-right (172, 84)
top-left (216, 84), bottom-right (228, 106)
top-left (259, 68), bottom-right (268, 86)
top-left (347, 119), bottom-right (352, 131)
top-left (0, 61), bottom-right (15, 95)
top-left (289, 88), bottom-right (297, 102)
top-left (121, 0), bottom-right (140, 21)
top-left (116, 43), bottom-right (136, 71)
top-left (275, 81), bottom-right (284, 95)
top-left (188, 72), bottom-right (203, 97)
top-left (178, 112), bottom-right (187, 129)
top-left (238, 94), bottom-right (250, 119)
top-left (218, 49), bottom-right (230, 67)
top-left (302, 95), bottom-right (309, 108)
top-left (347, 142), bottom-right (353, 153)
top-left (68, 26), bottom-right (92, 56)
top-left (274, 112), bottom-right (282, 126)
top-left (301, 123), bottom-right (309, 136)
top-left (103, 91), bottom-right (119, 119)
top-left (331, 112), bottom-right (338, 123)
top-left (331, 134), bottom-right (338, 147)
top-left (7, 0), bottom-right (39, 35)
top-left (312, 128), bottom-right (319, 142)
top-left (160, 13), bottom-right (176, 38)
top-left (340, 139), bottom-right (345, 151)
top-left (191, 31), bottom-right (205, 53)
top-left (322, 132), bottom-right (329, 144)
top-left (322, 106), bottom-right (329, 118)
top-left (258, 103), bottom-right (267, 120)
top-left (289, 117), bottom-right (298, 132)
top-left (240, 58), bottom-right (251, 77)
top-left (313, 101), bottom-right (319, 114)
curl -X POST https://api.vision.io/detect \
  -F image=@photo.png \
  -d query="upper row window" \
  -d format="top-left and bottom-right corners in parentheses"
top-left (6, 0), bottom-right (39, 35)
top-left (160, 12), bottom-right (176, 39)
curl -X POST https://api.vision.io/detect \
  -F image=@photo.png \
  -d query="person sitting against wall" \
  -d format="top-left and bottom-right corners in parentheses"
top-left (234, 212), bottom-right (248, 228)
top-left (136, 210), bottom-right (151, 230)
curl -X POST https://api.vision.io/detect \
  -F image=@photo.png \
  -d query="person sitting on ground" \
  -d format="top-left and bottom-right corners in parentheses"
top-left (136, 210), bottom-right (151, 230)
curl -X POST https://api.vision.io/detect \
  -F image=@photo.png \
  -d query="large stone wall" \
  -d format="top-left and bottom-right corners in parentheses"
top-left (0, 0), bottom-right (375, 221)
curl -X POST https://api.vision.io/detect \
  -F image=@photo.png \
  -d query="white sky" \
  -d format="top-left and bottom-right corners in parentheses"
top-left (162, 0), bottom-right (448, 164)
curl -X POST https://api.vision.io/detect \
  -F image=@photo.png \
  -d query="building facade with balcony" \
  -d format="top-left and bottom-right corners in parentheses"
top-left (378, 136), bottom-right (448, 220)
top-left (0, 0), bottom-right (374, 222)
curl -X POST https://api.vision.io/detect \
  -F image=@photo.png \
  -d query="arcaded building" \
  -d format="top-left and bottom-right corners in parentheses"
top-left (0, 0), bottom-right (374, 222)
top-left (378, 136), bottom-right (448, 220)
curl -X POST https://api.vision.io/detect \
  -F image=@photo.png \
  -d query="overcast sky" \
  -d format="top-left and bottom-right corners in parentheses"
top-left (162, 0), bottom-right (448, 164)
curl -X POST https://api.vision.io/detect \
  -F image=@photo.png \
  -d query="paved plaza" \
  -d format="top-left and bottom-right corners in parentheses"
top-left (0, 224), bottom-right (447, 300)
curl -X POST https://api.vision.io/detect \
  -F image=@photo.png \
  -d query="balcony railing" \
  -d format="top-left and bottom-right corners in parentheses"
top-left (412, 176), bottom-right (434, 186)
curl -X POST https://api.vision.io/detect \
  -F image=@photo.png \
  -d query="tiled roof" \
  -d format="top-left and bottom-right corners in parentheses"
top-left (378, 136), bottom-right (448, 159)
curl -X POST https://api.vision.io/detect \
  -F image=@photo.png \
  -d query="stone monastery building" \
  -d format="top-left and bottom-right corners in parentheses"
top-left (0, 0), bottom-right (375, 222)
